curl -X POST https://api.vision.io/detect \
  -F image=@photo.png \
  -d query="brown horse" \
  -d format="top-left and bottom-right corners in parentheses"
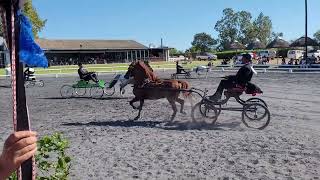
top-left (124, 61), bottom-right (191, 121)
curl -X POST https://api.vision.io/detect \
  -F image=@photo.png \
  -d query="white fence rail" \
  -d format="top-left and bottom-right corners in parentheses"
top-left (1, 64), bottom-right (320, 78)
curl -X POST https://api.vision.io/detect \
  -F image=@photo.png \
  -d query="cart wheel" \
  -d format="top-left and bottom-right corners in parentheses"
top-left (24, 81), bottom-right (30, 88)
top-left (104, 84), bottom-right (115, 96)
top-left (246, 98), bottom-right (268, 107)
top-left (242, 103), bottom-right (270, 130)
top-left (74, 88), bottom-right (87, 96)
top-left (191, 101), bottom-right (218, 124)
top-left (60, 85), bottom-right (74, 98)
top-left (185, 72), bottom-right (192, 79)
top-left (90, 87), bottom-right (104, 99)
top-left (38, 80), bottom-right (44, 87)
top-left (201, 99), bottom-right (222, 116)
top-left (25, 81), bottom-right (35, 88)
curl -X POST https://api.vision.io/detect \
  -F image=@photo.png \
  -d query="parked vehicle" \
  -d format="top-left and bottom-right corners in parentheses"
top-left (287, 50), bottom-right (304, 60)
top-left (307, 50), bottom-right (320, 59)
top-left (196, 52), bottom-right (217, 61)
top-left (169, 55), bottom-right (187, 62)
top-left (258, 50), bottom-right (277, 59)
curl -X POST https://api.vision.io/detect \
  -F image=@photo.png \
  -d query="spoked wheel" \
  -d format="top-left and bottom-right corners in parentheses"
top-left (242, 103), bottom-right (270, 130)
top-left (191, 101), bottom-right (218, 124)
top-left (25, 81), bottom-right (34, 88)
top-left (90, 87), bottom-right (104, 99)
top-left (185, 72), bottom-right (192, 79)
top-left (202, 99), bottom-right (222, 116)
top-left (246, 98), bottom-right (268, 107)
top-left (74, 88), bottom-right (87, 96)
top-left (60, 85), bottom-right (74, 98)
top-left (37, 80), bottom-right (44, 87)
top-left (104, 83), bottom-right (115, 96)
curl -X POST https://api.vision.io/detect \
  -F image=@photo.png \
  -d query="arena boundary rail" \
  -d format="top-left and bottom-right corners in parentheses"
top-left (1, 64), bottom-right (320, 78)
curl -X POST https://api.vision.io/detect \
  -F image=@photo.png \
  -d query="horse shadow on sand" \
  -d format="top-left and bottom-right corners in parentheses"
top-left (0, 85), bottom-right (11, 88)
top-left (62, 119), bottom-right (241, 131)
top-left (39, 96), bottom-right (130, 100)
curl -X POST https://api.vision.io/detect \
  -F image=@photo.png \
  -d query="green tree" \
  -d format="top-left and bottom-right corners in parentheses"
top-left (191, 32), bottom-right (217, 52)
top-left (214, 9), bottom-right (273, 50)
top-left (314, 30), bottom-right (320, 43)
top-left (214, 8), bottom-right (239, 49)
top-left (271, 32), bottom-right (284, 40)
top-left (169, 48), bottom-right (183, 56)
top-left (238, 11), bottom-right (255, 45)
top-left (23, 0), bottom-right (47, 38)
top-left (253, 13), bottom-right (272, 45)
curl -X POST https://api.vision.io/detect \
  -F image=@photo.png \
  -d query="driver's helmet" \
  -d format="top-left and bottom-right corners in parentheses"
top-left (29, 68), bottom-right (35, 73)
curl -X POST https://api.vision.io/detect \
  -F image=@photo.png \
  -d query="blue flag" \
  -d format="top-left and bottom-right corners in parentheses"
top-left (18, 10), bottom-right (48, 68)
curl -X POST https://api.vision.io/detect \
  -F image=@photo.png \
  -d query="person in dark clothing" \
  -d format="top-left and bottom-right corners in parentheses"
top-left (209, 54), bottom-right (254, 101)
top-left (78, 63), bottom-right (99, 83)
top-left (24, 67), bottom-right (35, 81)
top-left (281, 57), bottom-right (286, 65)
top-left (176, 61), bottom-right (186, 74)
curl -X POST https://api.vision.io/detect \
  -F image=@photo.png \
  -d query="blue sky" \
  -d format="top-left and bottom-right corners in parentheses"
top-left (34, 0), bottom-right (320, 51)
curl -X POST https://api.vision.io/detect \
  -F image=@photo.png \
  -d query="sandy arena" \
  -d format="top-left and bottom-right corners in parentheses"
top-left (1, 71), bottom-right (320, 179)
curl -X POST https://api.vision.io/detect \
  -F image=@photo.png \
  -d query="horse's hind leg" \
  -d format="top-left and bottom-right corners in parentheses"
top-left (167, 98), bottom-right (178, 121)
top-left (134, 99), bottom-right (144, 120)
top-left (129, 97), bottom-right (140, 109)
top-left (176, 98), bottom-right (186, 114)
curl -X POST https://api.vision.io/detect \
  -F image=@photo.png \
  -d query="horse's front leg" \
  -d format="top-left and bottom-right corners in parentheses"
top-left (134, 99), bottom-right (144, 120)
top-left (129, 97), bottom-right (140, 109)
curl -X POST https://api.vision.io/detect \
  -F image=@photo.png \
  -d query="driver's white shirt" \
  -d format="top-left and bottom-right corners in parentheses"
top-left (250, 65), bottom-right (258, 75)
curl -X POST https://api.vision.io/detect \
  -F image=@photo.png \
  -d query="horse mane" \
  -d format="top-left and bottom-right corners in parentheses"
top-left (136, 61), bottom-right (158, 82)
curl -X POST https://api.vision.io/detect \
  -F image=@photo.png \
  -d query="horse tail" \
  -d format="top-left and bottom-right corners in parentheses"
top-left (177, 80), bottom-right (194, 107)
top-left (177, 80), bottom-right (191, 97)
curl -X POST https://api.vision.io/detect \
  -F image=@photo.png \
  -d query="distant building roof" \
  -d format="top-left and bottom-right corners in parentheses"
top-left (36, 39), bottom-right (148, 50)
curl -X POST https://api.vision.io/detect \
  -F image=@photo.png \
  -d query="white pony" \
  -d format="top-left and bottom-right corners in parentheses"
top-left (192, 65), bottom-right (211, 75)
top-left (109, 74), bottom-right (134, 94)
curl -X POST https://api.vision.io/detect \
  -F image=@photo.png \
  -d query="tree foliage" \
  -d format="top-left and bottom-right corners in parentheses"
top-left (169, 48), bottom-right (183, 56)
top-left (0, 0), bottom-right (46, 38)
top-left (214, 8), bottom-right (239, 49)
top-left (314, 30), bottom-right (320, 43)
top-left (9, 133), bottom-right (71, 180)
top-left (23, 0), bottom-right (47, 38)
top-left (271, 32), bottom-right (284, 40)
top-left (214, 8), bottom-right (273, 50)
top-left (191, 32), bottom-right (217, 53)
top-left (253, 13), bottom-right (272, 45)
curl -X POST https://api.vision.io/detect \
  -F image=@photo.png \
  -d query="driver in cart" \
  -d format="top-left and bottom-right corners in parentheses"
top-left (77, 62), bottom-right (99, 83)
top-left (24, 67), bottom-right (36, 81)
top-left (209, 54), bottom-right (260, 101)
top-left (176, 61), bottom-right (187, 74)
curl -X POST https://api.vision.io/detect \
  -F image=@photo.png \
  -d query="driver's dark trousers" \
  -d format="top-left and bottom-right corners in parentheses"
top-left (213, 79), bottom-right (235, 98)
top-left (82, 73), bottom-right (98, 82)
top-left (177, 68), bottom-right (186, 74)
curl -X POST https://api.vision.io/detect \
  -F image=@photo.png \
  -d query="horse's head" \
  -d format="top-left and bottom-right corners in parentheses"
top-left (124, 61), bottom-right (136, 79)
top-left (124, 61), bottom-right (158, 85)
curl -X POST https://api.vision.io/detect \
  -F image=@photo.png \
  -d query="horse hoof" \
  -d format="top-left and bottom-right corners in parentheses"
top-left (180, 111), bottom-right (187, 115)
top-left (134, 117), bottom-right (140, 120)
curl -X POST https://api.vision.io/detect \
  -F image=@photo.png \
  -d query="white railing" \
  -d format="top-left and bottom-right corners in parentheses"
top-left (1, 64), bottom-right (320, 78)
